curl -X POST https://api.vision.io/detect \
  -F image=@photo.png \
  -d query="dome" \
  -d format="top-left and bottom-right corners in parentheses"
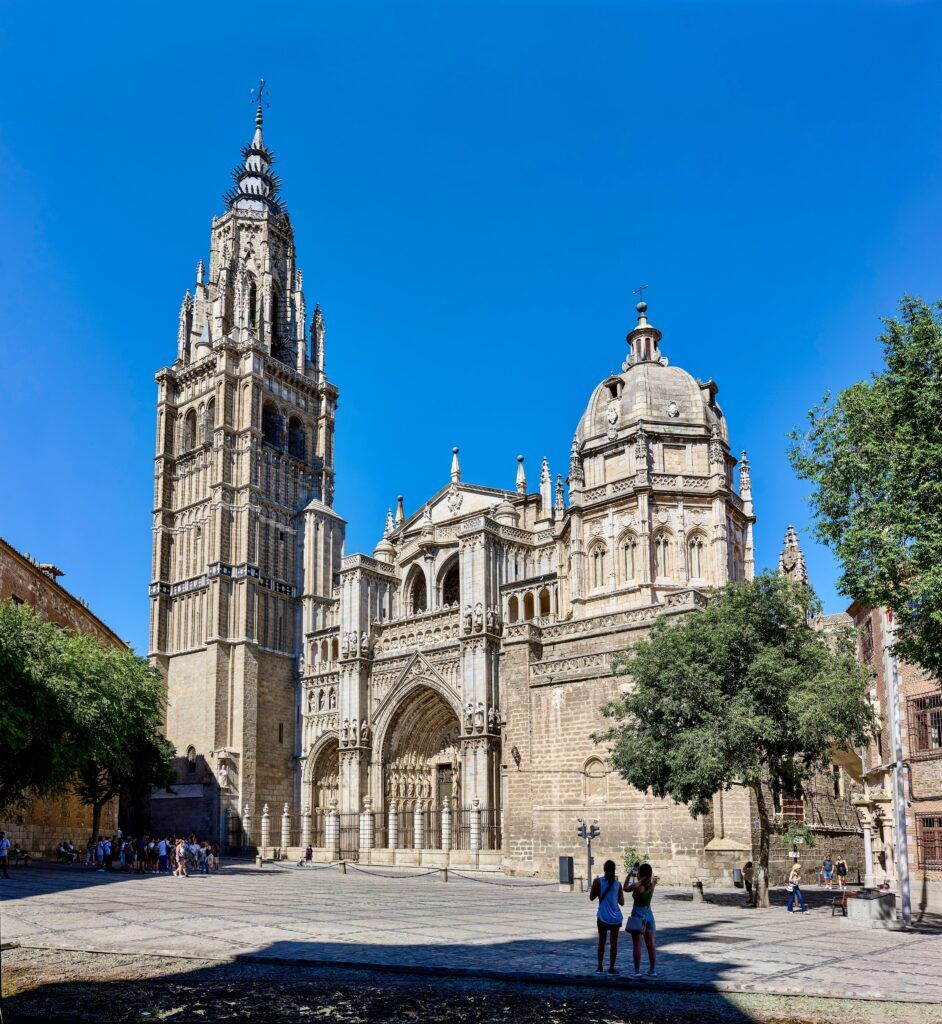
top-left (576, 303), bottom-right (727, 446)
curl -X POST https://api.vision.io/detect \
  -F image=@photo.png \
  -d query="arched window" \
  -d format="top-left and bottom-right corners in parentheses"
top-left (508, 596), bottom-right (519, 623)
top-left (331, 638), bottom-right (339, 661)
top-left (288, 417), bottom-right (305, 460)
top-left (270, 285), bottom-right (283, 354)
top-left (688, 534), bottom-right (705, 579)
top-left (186, 746), bottom-right (197, 774)
top-left (584, 757), bottom-right (608, 801)
top-left (538, 588), bottom-right (551, 617)
top-left (622, 535), bottom-right (638, 582)
top-left (523, 593), bottom-right (535, 620)
top-left (204, 398), bottom-right (215, 444)
top-left (441, 561), bottom-right (460, 607)
top-left (590, 545), bottom-right (607, 589)
top-left (262, 403), bottom-right (282, 448)
top-left (247, 275), bottom-right (258, 330)
top-left (183, 409), bottom-right (197, 452)
top-left (320, 640), bottom-right (329, 662)
top-left (654, 533), bottom-right (672, 578)
top-left (410, 570), bottom-right (427, 614)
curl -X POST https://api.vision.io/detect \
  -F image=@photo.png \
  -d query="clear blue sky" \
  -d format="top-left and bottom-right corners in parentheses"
top-left (1, 1), bottom-right (940, 654)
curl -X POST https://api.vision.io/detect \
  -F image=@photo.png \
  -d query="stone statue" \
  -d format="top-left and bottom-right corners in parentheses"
top-left (463, 604), bottom-right (473, 635)
top-left (473, 602), bottom-right (484, 633)
top-left (464, 701), bottom-right (474, 733)
top-left (361, 719), bottom-right (370, 745)
top-left (351, 719), bottom-right (360, 746)
top-left (485, 606), bottom-right (496, 631)
top-left (360, 631), bottom-right (369, 655)
top-left (487, 705), bottom-right (498, 732)
top-left (341, 719), bottom-right (350, 745)
top-left (474, 701), bottom-right (485, 732)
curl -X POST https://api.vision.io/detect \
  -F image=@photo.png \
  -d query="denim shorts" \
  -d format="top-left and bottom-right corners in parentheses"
top-left (628, 905), bottom-right (656, 933)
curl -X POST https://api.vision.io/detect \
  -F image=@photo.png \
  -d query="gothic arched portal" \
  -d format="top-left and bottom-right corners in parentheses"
top-left (309, 738), bottom-right (339, 809)
top-left (381, 684), bottom-right (461, 812)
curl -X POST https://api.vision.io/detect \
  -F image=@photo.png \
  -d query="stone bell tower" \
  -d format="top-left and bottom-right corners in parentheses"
top-left (149, 100), bottom-right (340, 842)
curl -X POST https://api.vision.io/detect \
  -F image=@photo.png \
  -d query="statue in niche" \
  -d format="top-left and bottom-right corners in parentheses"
top-left (360, 720), bottom-right (370, 745)
top-left (464, 701), bottom-right (474, 733)
top-left (474, 701), bottom-right (486, 732)
top-left (463, 604), bottom-right (473, 634)
top-left (486, 606), bottom-right (496, 631)
top-left (473, 602), bottom-right (484, 633)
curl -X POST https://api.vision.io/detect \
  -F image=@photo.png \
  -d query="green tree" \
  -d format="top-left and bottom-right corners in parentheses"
top-left (0, 602), bottom-right (77, 816)
top-left (65, 633), bottom-right (175, 838)
top-left (0, 601), bottom-right (175, 833)
top-left (600, 573), bottom-right (875, 907)
top-left (789, 296), bottom-right (942, 681)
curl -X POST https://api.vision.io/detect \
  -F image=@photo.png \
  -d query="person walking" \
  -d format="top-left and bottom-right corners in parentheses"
top-left (589, 859), bottom-right (624, 974)
top-left (625, 863), bottom-right (659, 979)
top-left (822, 854), bottom-right (834, 890)
top-left (835, 854), bottom-right (848, 891)
top-left (786, 861), bottom-right (808, 913)
top-left (742, 861), bottom-right (755, 907)
top-left (0, 831), bottom-right (10, 879)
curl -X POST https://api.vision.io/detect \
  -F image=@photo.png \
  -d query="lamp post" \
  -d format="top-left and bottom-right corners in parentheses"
top-left (577, 818), bottom-right (600, 891)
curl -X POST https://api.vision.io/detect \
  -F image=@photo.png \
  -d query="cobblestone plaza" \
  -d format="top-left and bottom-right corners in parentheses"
top-left (3, 863), bottom-right (940, 1005)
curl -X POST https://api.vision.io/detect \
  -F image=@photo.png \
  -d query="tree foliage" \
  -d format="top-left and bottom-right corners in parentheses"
top-left (0, 601), bottom-right (175, 824)
top-left (600, 573), bottom-right (875, 904)
top-left (789, 296), bottom-right (942, 681)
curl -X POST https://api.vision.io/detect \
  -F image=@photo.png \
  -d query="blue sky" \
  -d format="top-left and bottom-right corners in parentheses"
top-left (1, 1), bottom-right (940, 654)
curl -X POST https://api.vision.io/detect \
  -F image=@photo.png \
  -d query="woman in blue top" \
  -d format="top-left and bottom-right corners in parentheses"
top-left (590, 859), bottom-right (625, 974)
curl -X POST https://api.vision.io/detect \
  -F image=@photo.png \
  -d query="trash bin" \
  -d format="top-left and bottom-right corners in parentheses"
top-left (732, 867), bottom-right (743, 888)
top-left (559, 856), bottom-right (574, 885)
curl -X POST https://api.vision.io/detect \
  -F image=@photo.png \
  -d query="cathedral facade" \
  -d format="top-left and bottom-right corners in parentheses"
top-left (150, 108), bottom-right (842, 881)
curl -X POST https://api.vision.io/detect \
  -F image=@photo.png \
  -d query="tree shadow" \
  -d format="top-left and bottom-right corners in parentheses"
top-left (2, 930), bottom-right (754, 1024)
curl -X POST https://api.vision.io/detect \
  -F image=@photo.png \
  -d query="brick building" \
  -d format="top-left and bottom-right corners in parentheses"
top-left (846, 602), bottom-right (942, 914)
top-left (0, 536), bottom-right (123, 854)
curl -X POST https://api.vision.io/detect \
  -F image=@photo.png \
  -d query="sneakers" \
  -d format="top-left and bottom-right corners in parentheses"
top-left (646, 970), bottom-right (658, 978)
top-left (633, 970), bottom-right (644, 979)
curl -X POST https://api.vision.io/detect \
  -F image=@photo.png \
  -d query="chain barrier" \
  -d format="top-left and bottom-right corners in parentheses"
top-left (346, 864), bottom-right (441, 879)
top-left (448, 871), bottom-right (559, 888)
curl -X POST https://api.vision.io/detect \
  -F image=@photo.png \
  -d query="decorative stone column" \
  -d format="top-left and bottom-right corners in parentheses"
top-left (414, 800), bottom-right (426, 850)
top-left (242, 803), bottom-right (252, 848)
top-left (469, 797), bottom-right (482, 852)
top-left (388, 800), bottom-right (399, 850)
top-left (281, 803), bottom-right (291, 851)
top-left (326, 797), bottom-right (341, 858)
top-left (301, 805), bottom-right (312, 848)
top-left (360, 796), bottom-right (375, 851)
top-left (260, 804), bottom-right (271, 850)
top-left (441, 797), bottom-right (452, 854)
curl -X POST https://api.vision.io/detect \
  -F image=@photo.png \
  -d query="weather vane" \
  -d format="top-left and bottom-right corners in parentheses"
top-left (250, 78), bottom-right (270, 109)
top-left (633, 283), bottom-right (649, 302)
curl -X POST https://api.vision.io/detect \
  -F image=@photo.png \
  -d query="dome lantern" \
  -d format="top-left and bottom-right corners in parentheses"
top-left (624, 301), bottom-right (666, 369)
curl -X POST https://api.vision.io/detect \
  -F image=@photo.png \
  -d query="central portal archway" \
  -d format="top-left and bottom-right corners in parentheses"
top-left (382, 685), bottom-right (461, 812)
top-left (309, 738), bottom-right (339, 809)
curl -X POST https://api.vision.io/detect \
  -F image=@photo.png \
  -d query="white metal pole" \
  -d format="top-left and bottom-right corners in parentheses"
top-left (884, 608), bottom-right (912, 926)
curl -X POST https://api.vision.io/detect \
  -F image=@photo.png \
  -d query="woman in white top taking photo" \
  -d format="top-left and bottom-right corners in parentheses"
top-left (589, 859), bottom-right (625, 974)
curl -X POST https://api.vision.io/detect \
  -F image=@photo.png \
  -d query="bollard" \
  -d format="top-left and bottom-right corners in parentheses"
top-left (414, 801), bottom-right (426, 850)
top-left (242, 803), bottom-right (253, 848)
top-left (440, 867), bottom-right (449, 883)
top-left (388, 800), bottom-right (399, 850)
top-left (255, 854), bottom-right (263, 868)
top-left (360, 796), bottom-right (375, 851)
top-left (281, 802), bottom-right (291, 852)
top-left (441, 797), bottom-right (452, 854)
top-left (692, 879), bottom-right (705, 903)
top-left (260, 804), bottom-right (271, 850)
top-left (326, 797), bottom-right (340, 859)
top-left (339, 859), bottom-right (347, 874)
top-left (469, 797), bottom-right (482, 853)
top-left (301, 805), bottom-right (312, 848)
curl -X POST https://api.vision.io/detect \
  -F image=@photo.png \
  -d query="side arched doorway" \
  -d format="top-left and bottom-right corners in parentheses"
top-left (309, 738), bottom-right (339, 810)
top-left (382, 685), bottom-right (462, 816)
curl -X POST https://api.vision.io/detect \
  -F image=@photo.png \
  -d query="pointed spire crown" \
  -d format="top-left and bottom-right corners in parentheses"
top-left (778, 524), bottom-right (808, 585)
top-left (223, 89), bottom-right (286, 216)
top-left (450, 447), bottom-right (461, 483)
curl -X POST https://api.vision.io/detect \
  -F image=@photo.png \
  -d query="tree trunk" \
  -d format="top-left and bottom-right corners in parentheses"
top-left (91, 801), bottom-right (103, 842)
top-left (751, 781), bottom-right (772, 908)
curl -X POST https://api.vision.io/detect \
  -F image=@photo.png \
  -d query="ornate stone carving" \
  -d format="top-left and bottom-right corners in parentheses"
top-left (445, 484), bottom-right (463, 514)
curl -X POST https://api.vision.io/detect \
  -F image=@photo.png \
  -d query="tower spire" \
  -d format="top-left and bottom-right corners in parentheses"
top-left (778, 524), bottom-right (808, 585)
top-left (223, 83), bottom-right (285, 216)
top-left (515, 455), bottom-right (527, 494)
top-left (451, 447), bottom-right (461, 483)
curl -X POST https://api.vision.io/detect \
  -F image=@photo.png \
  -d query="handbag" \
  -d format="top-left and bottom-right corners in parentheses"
top-left (624, 908), bottom-right (645, 933)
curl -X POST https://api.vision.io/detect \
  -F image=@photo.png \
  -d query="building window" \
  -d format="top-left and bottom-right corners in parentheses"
top-left (623, 537), bottom-right (637, 581)
top-left (288, 417), bottom-right (305, 461)
top-left (523, 592), bottom-right (535, 620)
top-left (908, 694), bottom-right (942, 759)
top-left (410, 571), bottom-right (427, 615)
top-left (538, 587), bottom-right (551, 617)
top-left (183, 409), bottom-right (197, 452)
top-left (916, 815), bottom-right (942, 871)
top-left (687, 535), bottom-right (704, 578)
top-left (860, 618), bottom-right (874, 663)
top-left (278, 723), bottom-right (284, 744)
top-left (590, 546), bottom-right (607, 589)
top-left (186, 746), bottom-right (197, 773)
top-left (441, 561), bottom-right (460, 607)
top-left (583, 757), bottom-right (608, 801)
top-left (508, 596), bottom-right (519, 623)
top-left (262, 403), bottom-right (282, 448)
top-left (654, 533), bottom-right (672, 578)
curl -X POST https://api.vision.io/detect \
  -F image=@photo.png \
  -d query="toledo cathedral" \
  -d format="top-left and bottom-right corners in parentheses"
top-left (149, 105), bottom-right (857, 880)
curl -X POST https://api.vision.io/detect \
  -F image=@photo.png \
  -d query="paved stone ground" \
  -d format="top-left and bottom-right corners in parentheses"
top-left (1, 862), bottom-right (940, 1006)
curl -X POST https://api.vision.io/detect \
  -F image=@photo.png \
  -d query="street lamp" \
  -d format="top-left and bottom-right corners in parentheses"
top-left (577, 818), bottom-right (600, 891)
